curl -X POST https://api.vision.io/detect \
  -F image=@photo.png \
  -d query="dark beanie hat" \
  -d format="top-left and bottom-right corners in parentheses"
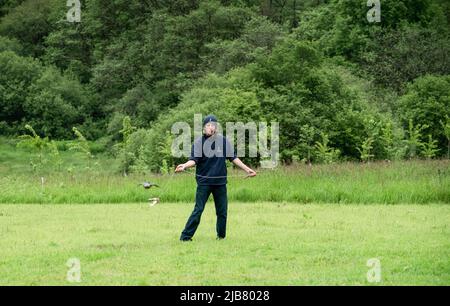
top-left (203, 114), bottom-right (218, 126)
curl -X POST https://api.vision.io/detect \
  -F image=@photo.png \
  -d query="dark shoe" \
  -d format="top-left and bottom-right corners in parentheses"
top-left (180, 238), bottom-right (193, 242)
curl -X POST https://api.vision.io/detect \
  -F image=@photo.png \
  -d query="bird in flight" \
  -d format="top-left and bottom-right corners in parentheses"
top-left (138, 182), bottom-right (159, 189)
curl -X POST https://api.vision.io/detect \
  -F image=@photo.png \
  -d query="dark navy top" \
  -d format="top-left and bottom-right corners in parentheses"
top-left (189, 134), bottom-right (237, 185)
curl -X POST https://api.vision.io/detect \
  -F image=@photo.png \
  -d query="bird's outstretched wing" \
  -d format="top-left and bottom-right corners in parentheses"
top-left (140, 182), bottom-right (159, 189)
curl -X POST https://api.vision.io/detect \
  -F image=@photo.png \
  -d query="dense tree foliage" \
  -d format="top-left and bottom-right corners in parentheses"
top-left (0, 0), bottom-right (449, 171)
top-left (398, 75), bottom-right (450, 153)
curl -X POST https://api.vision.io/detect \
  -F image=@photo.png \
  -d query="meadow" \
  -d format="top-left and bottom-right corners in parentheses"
top-left (1, 0), bottom-right (449, 287)
top-left (0, 203), bottom-right (448, 285)
top-left (1, 137), bottom-right (449, 285)
top-left (1, 160), bottom-right (449, 205)
top-left (0, 137), bottom-right (449, 205)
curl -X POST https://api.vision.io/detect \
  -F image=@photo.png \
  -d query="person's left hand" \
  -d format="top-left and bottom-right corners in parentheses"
top-left (246, 169), bottom-right (257, 177)
top-left (175, 164), bottom-right (185, 173)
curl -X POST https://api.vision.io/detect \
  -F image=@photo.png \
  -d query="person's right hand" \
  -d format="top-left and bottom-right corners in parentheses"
top-left (175, 164), bottom-right (185, 173)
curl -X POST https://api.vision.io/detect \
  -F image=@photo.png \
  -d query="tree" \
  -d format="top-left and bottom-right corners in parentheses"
top-left (295, 0), bottom-right (447, 72)
top-left (405, 119), bottom-right (428, 159)
top-left (201, 16), bottom-right (285, 74)
top-left (0, 51), bottom-right (42, 133)
top-left (314, 132), bottom-right (340, 164)
top-left (298, 124), bottom-right (316, 164)
top-left (49, 140), bottom-right (63, 171)
top-left (440, 115), bottom-right (450, 159)
top-left (0, 50), bottom-right (93, 139)
top-left (23, 67), bottom-right (87, 139)
top-left (398, 75), bottom-right (450, 156)
top-left (0, 36), bottom-right (23, 54)
top-left (16, 124), bottom-right (50, 172)
top-left (364, 26), bottom-right (450, 92)
top-left (69, 127), bottom-right (94, 169)
top-left (0, 0), bottom-right (27, 18)
top-left (251, 38), bottom-right (321, 86)
top-left (357, 137), bottom-right (375, 163)
top-left (0, 0), bottom-right (61, 57)
top-left (380, 121), bottom-right (406, 160)
top-left (117, 84), bottom-right (160, 127)
top-left (421, 134), bottom-right (440, 159)
top-left (43, 23), bottom-right (94, 84)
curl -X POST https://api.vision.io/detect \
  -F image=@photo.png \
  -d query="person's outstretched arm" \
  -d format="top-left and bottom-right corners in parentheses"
top-left (232, 158), bottom-right (257, 177)
top-left (175, 160), bottom-right (196, 172)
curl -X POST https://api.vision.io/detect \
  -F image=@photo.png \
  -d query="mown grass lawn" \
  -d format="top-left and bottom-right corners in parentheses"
top-left (0, 203), bottom-right (448, 285)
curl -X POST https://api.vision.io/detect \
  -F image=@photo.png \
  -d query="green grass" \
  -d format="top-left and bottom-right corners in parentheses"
top-left (0, 203), bottom-right (449, 285)
top-left (1, 137), bottom-right (449, 285)
top-left (0, 136), bottom-right (118, 176)
top-left (0, 160), bottom-right (448, 204)
top-left (1, 136), bottom-right (449, 204)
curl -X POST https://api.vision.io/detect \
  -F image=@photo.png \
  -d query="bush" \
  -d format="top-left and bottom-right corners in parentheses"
top-left (0, 35), bottom-right (23, 54)
top-left (0, 50), bottom-right (95, 139)
top-left (363, 25), bottom-right (450, 92)
top-left (122, 40), bottom-right (381, 170)
top-left (0, 51), bottom-right (42, 129)
top-left (398, 75), bottom-right (450, 156)
top-left (0, 0), bottom-right (62, 57)
top-left (250, 38), bottom-right (322, 86)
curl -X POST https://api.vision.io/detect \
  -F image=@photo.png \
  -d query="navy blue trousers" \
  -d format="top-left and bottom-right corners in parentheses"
top-left (180, 184), bottom-right (228, 240)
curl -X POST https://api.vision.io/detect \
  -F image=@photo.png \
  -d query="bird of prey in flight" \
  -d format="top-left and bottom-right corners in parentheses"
top-left (138, 182), bottom-right (159, 189)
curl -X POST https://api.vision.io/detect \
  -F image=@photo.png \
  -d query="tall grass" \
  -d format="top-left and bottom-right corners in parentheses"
top-left (0, 160), bottom-right (448, 204)
top-left (0, 136), bottom-right (116, 176)
top-left (1, 136), bottom-right (449, 204)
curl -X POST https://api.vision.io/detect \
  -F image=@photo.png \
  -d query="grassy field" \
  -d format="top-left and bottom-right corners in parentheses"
top-left (1, 137), bottom-right (449, 285)
top-left (1, 136), bottom-right (449, 205)
top-left (0, 203), bottom-right (449, 285)
top-left (1, 160), bottom-right (449, 204)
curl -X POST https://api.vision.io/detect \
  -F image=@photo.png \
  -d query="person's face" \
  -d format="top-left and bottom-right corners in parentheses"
top-left (204, 122), bottom-right (217, 136)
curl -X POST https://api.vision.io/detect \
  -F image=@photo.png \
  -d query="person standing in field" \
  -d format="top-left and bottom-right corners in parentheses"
top-left (175, 115), bottom-right (257, 241)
